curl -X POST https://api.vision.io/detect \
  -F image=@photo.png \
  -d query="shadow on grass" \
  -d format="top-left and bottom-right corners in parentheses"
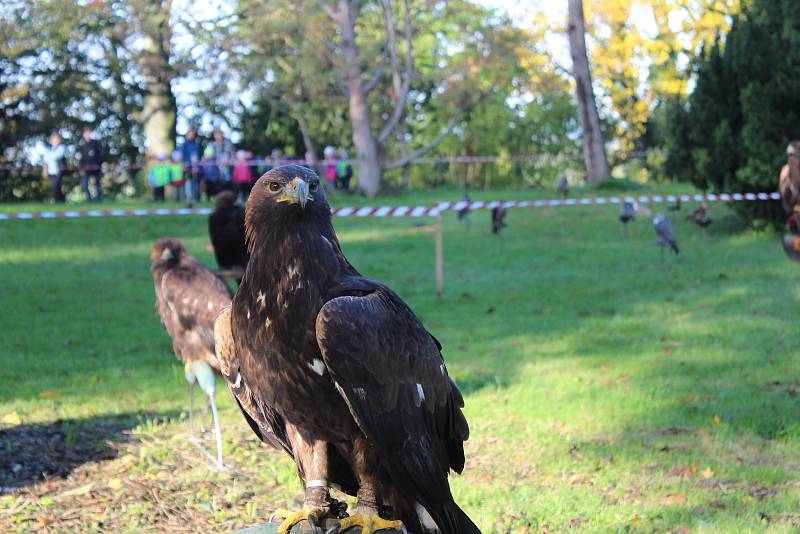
top-left (0, 411), bottom-right (177, 494)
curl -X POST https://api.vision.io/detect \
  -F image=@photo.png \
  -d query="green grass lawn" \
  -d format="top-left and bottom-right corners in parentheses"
top-left (1, 186), bottom-right (799, 533)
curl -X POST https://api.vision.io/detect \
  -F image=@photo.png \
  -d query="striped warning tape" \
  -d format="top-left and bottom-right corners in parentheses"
top-left (0, 192), bottom-right (782, 221)
top-left (436, 192), bottom-right (782, 212)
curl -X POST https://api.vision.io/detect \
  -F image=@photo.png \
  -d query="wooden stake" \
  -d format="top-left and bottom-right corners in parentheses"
top-left (435, 213), bottom-right (444, 299)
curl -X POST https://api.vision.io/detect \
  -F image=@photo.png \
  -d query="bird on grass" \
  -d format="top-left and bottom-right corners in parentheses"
top-left (491, 205), bottom-right (507, 234)
top-left (556, 174), bottom-right (568, 198)
top-left (214, 165), bottom-right (479, 534)
top-left (150, 238), bottom-right (232, 469)
top-left (209, 191), bottom-right (249, 283)
top-left (457, 193), bottom-right (471, 223)
top-left (653, 214), bottom-right (679, 254)
top-left (686, 203), bottom-right (712, 228)
top-left (667, 197), bottom-right (682, 212)
top-left (619, 201), bottom-right (635, 237)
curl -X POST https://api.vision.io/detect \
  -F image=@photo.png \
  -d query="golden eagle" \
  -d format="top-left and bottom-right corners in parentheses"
top-left (208, 191), bottom-right (249, 281)
top-left (214, 165), bottom-right (479, 534)
top-left (150, 238), bottom-right (232, 468)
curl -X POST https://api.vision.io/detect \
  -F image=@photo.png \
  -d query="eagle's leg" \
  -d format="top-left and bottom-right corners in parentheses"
top-left (275, 428), bottom-right (335, 533)
top-left (333, 437), bottom-right (404, 534)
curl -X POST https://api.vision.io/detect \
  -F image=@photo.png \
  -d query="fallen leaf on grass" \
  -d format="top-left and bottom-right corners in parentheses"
top-left (39, 390), bottom-right (60, 398)
top-left (662, 492), bottom-right (687, 505)
top-left (702, 468), bottom-right (714, 479)
top-left (1, 412), bottom-right (22, 425)
top-left (712, 415), bottom-right (721, 426)
top-left (670, 464), bottom-right (697, 479)
top-left (58, 482), bottom-right (94, 499)
top-left (107, 478), bottom-right (123, 490)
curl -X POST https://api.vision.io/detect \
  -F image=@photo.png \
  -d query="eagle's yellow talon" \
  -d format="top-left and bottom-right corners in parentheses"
top-left (274, 508), bottom-right (325, 533)
top-left (335, 513), bottom-right (404, 533)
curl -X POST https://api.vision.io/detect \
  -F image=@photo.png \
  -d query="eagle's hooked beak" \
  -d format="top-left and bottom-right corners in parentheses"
top-left (161, 248), bottom-right (174, 261)
top-left (280, 177), bottom-right (309, 209)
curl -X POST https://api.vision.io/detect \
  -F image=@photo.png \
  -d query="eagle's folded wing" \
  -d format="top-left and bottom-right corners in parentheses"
top-left (316, 286), bottom-right (469, 505)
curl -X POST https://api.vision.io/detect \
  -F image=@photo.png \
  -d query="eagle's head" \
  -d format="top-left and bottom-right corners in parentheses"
top-left (150, 237), bottom-right (186, 266)
top-left (244, 165), bottom-right (328, 245)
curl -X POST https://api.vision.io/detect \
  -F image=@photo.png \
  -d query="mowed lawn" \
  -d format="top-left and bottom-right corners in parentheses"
top-left (1, 186), bottom-right (800, 533)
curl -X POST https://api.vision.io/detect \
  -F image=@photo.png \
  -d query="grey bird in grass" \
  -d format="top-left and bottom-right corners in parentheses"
top-left (557, 175), bottom-right (569, 198)
top-left (457, 192), bottom-right (471, 225)
top-left (653, 214), bottom-right (679, 254)
top-left (491, 206), bottom-right (507, 234)
top-left (619, 201), bottom-right (635, 237)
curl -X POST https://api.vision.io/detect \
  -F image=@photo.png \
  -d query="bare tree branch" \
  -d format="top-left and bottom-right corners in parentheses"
top-left (377, 0), bottom-right (413, 144)
top-left (318, 0), bottom-right (336, 19)
top-left (382, 109), bottom-right (463, 171)
top-left (363, 50), bottom-right (388, 94)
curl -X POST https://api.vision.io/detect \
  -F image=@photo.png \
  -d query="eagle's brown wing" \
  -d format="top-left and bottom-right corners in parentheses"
top-left (155, 259), bottom-right (231, 368)
top-left (316, 278), bottom-right (469, 523)
top-left (214, 306), bottom-right (293, 455)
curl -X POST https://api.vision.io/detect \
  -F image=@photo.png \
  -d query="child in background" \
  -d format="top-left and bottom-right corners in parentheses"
top-left (322, 146), bottom-right (338, 191)
top-left (336, 149), bottom-right (354, 192)
top-left (232, 150), bottom-right (254, 204)
top-left (147, 153), bottom-right (170, 202)
top-left (202, 145), bottom-right (220, 198)
top-left (169, 150), bottom-right (185, 202)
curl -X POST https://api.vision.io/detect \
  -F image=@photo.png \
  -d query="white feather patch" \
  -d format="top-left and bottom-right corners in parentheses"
top-left (256, 291), bottom-right (266, 309)
top-left (416, 383), bottom-right (426, 402)
top-left (415, 502), bottom-right (439, 531)
top-left (233, 373), bottom-right (242, 388)
top-left (207, 301), bottom-right (214, 310)
top-left (353, 387), bottom-right (367, 400)
top-left (308, 358), bottom-right (325, 376)
top-left (265, 317), bottom-right (272, 328)
top-left (440, 363), bottom-right (445, 376)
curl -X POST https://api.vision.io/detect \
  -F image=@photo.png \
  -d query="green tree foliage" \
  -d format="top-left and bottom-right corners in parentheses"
top-left (662, 0), bottom-right (800, 226)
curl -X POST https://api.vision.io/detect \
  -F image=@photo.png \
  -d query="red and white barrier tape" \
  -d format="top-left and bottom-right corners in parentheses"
top-left (436, 192), bottom-right (782, 212)
top-left (0, 192), bottom-right (782, 221)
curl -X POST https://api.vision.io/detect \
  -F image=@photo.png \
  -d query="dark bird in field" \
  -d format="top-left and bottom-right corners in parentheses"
top-left (151, 238), bottom-right (232, 468)
top-left (557, 174), bottom-right (568, 198)
top-left (667, 197), bottom-right (682, 211)
top-left (653, 214), bottom-right (679, 254)
top-left (214, 165), bottom-right (479, 534)
top-left (619, 201), bottom-right (635, 237)
top-left (209, 191), bottom-right (249, 282)
top-left (457, 193), bottom-right (471, 221)
top-left (491, 205), bottom-right (507, 234)
top-left (619, 201), bottom-right (635, 224)
top-left (686, 203), bottom-right (712, 227)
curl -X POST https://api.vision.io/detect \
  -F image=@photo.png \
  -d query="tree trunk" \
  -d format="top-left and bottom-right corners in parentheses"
top-left (567, 0), bottom-right (608, 183)
top-left (336, 0), bottom-right (382, 197)
top-left (138, 1), bottom-right (176, 158)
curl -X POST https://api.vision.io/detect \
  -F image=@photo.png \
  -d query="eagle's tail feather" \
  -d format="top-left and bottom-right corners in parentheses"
top-left (415, 501), bottom-right (480, 534)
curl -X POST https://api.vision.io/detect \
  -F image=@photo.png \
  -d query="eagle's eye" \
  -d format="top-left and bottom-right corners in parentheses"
top-left (309, 182), bottom-right (319, 192)
top-left (268, 182), bottom-right (282, 193)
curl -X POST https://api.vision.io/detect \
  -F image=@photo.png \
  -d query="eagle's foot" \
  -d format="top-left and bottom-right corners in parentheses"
top-left (273, 506), bottom-right (330, 534)
top-left (329, 513), bottom-right (405, 534)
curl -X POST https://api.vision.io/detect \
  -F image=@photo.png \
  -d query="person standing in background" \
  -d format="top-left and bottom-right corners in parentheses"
top-left (179, 127), bottom-right (202, 208)
top-left (201, 145), bottom-right (220, 198)
top-left (322, 145), bottom-right (338, 190)
top-left (169, 150), bottom-right (185, 202)
top-left (232, 149), bottom-right (254, 204)
top-left (42, 131), bottom-right (67, 203)
top-left (780, 141), bottom-right (800, 214)
top-left (336, 148), bottom-right (354, 192)
top-left (212, 127), bottom-right (234, 190)
top-left (78, 126), bottom-right (104, 202)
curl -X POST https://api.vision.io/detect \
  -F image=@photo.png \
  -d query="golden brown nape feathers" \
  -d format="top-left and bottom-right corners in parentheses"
top-left (150, 237), bottom-right (232, 468)
top-left (214, 190), bottom-right (238, 210)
